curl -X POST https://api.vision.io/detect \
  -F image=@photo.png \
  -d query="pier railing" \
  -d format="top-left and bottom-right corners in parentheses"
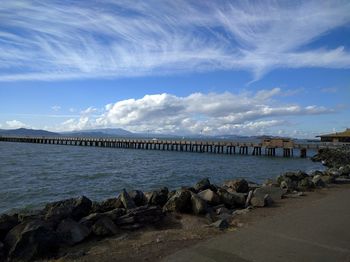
top-left (0, 135), bottom-right (343, 158)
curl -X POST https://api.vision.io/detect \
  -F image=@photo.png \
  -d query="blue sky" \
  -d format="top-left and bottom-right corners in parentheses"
top-left (0, 0), bottom-right (349, 138)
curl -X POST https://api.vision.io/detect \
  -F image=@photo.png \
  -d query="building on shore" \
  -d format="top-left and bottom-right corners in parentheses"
top-left (316, 128), bottom-right (350, 143)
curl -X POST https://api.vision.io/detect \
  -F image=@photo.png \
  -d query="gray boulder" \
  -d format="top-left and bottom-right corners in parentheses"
top-left (0, 241), bottom-right (4, 261)
top-left (4, 219), bottom-right (59, 261)
top-left (80, 208), bottom-right (125, 227)
top-left (57, 218), bottom-right (90, 246)
top-left (91, 198), bottom-right (121, 213)
top-left (289, 171), bottom-right (309, 180)
top-left (311, 170), bottom-right (324, 177)
top-left (148, 187), bottom-right (169, 207)
top-left (312, 175), bottom-right (326, 187)
top-left (250, 194), bottom-right (273, 207)
top-left (163, 189), bottom-right (192, 213)
top-left (245, 190), bottom-right (253, 208)
top-left (115, 206), bottom-right (163, 229)
top-left (217, 188), bottom-right (245, 208)
top-left (194, 178), bottom-right (211, 192)
top-left (298, 177), bottom-right (314, 191)
top-left (321, 175), bottom-right (335, 184)
top-left (223, 179), bottom-right (249, 193)
top-left (92, 217), bottom-right (118, 236)
top-left (190, 193), bottom-right (207, 215)
top-left (253, 186), bottom-right (286, 202)
top-left (197, 189), bottom-right (221, 205)
top-left (44, 196), bottom-right (92, 222)
top-left (128, 190), bottom-right (147, 206)
top-left (339, 165), bottom-right (350, 176)
top-left (119, 189), bottom-right (137, 210)
top-left (0, 213), bottom-right (19, 240)
top-left (277, 176), bottom-right (298, 192)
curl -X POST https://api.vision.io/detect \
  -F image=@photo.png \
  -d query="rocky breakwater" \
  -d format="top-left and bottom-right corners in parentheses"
top-left (1, 148), bottom-right (349, 261)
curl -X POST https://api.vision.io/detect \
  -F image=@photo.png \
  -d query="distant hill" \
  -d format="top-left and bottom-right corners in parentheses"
top-left (0, 128), bottom-right (60, 137)
top-left (62, 128), bottom-right (134, 137)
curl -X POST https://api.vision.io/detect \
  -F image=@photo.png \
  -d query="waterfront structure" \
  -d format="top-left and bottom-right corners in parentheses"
top-left (317, 129), bottom-right (350, 143)
top-left (0, 135), bottom-right (340, 158)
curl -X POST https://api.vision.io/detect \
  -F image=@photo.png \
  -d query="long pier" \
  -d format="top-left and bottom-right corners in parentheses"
top-left (0, 135), bottom-right (340, 158)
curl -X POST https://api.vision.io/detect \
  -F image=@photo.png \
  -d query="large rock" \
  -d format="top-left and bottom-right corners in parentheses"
top-left (321, 175), bottom-right (335, 184)
top-left (163, 189), bottom-right (192, 213)
top-left (92, 217), bottom-right (118, 236)
top-left (91, 198), bottom-right (121, 213)
top-left (253, 186), bottom-right (285, 202)
top-left (250, 194), bottom-right (273, 207)
top-left (298, 177), bottom-right (314, 191)
top-left (4, 219), bottom-right (59, 261)
top-left (0, 241), bottom-right (4, 261)
top-left (339, 165), bottom-right (350, 176)
top-left (197, 189), bottom-right (221, 205)
top-left (194, 178), bottom-right (211, 192)
top-left (128, 190), bottom-right (147, 206)
top-left (57, 218), bottom-right (90, 246)
top-left (223, 179), bottom-right (249, 193)
top-left (217, 188), bottom-right (245, 208)
top-left (312, 175), bottom-right (326, 187)
top-left (79, 208), bottom-right (125, 227)
top-left (279, 177), bottom-right (298, 192)
top-left (118, 189), bottom-right (137, 210)
top-left (0, 213), bottom-right (19, 240)
top-left (190, 193), bottom-right (207, 215)
top-left (44, 196), bottom-right (92, 222)
top-left (148, 187), bottom-right (169, 207)
top-left (115, 206), bottom-right (164, 229)
top-left (283, 171), bottom-right (308, 181)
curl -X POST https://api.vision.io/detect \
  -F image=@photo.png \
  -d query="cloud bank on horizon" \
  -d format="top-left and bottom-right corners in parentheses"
top-left (19, 88), bottom-right (330, 137)
top-left (0, 0), bottom-right (350, 81)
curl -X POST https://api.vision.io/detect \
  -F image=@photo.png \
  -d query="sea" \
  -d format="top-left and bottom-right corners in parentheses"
top-left (0, 141), bottom-right (324, 214)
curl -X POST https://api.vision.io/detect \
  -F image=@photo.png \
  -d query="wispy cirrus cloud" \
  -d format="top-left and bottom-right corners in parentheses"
top-left (0, 0), bottom-right (349, 81)
top-left (55, 88), bottom-right (333, 136)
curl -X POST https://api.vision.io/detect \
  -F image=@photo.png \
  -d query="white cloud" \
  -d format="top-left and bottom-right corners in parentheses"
top-left (56, 88), bottom-right (333, 135)
top-left (51, 105), bottom-right (61, 111)
top-left (5, 120), bottom-right (27, 129)
top-left (0, 1), bottom-right (349, 81)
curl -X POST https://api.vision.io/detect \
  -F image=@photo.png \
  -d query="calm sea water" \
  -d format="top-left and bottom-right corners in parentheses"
top-left (0, 141), bottom-right (324, 214)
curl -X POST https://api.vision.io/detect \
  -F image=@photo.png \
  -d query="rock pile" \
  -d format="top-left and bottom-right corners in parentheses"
top-left (0, 191), bottom-right (163, 261)
top-left (312, 147), bottom-right (350, 168)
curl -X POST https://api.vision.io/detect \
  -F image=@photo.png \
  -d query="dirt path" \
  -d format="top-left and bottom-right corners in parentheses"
top-left (163, 184), bottom-right (350, 262)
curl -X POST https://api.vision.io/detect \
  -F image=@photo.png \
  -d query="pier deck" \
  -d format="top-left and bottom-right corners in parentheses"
top-left (0, 136), bottom-right (342, 158)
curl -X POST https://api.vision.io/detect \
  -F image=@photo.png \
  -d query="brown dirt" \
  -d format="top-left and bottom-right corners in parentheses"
top-left (49, 183), bottom-right (350, 262)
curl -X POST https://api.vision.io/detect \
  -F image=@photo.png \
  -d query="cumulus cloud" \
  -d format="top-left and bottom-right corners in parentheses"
top-left (56, 88), bottom-right (333, 135)
top-left (5, 120), bottom-right (27, 129)
top-left (0, 1), bottom-right (349, 81)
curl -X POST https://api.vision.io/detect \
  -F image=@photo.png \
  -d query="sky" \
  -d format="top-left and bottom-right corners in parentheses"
top-left (0, 0), bottom-right (349, 138)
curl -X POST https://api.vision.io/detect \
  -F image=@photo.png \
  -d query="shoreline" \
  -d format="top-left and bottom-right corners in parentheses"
top-left (56, 183), bottom-right (350, 262)
top-left (0, 147), bottom-right (349, 261)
